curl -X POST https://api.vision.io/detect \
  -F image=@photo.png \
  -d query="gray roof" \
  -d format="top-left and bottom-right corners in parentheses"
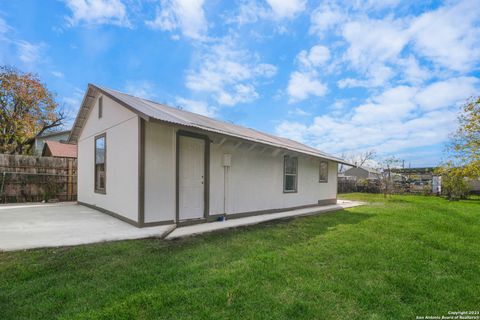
top-left (38, 130), bottom-right (71, 138)
top-left (345, 166), bottom-right (380, 174)
top-left (69, 84), bottom-right (350, 165)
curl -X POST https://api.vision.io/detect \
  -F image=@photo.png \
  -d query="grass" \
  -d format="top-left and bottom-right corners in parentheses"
top-left (1, 193), bottom-right (479, 319)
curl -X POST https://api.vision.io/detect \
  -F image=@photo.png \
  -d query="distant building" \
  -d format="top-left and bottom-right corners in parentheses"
top-left (34, 130), bottom-right (71, 155)
top-left (343, 167), bottom-right (380, 180)
top-left (42, 140), bottom-right (77, 158)
top-left (391, 167), bottom-right (439, 194)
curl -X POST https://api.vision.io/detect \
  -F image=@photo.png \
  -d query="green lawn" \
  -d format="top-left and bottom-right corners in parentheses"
top-left (1, 194), bottom-right (479, 319)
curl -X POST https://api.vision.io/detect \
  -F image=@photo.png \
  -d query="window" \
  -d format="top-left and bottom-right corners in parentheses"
top-left (319, 160), bottom-right (328, 183)
top-left (95, 134), bottom-right (106, 193)
top-left (284, 156), bottom-right (298, 193)
top-left (98, 96), bottom-right (103, 118)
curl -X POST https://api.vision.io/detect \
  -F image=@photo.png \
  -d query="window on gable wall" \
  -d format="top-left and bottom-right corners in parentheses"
top-left (319, 160), bottom-right (328, 183)
top-left (95, 134), bottom-right (106, 193)
top-left (284, 155), bottom-right (298, 193)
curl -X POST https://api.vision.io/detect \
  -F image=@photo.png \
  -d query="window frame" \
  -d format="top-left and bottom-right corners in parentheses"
top-left (98, 96), bottom-right (103, 118)
top-left (319, 160), bottom-right (328, 183)
top-left (94, 133), bottom-right (106, 194)
top-left (283, 155), bottom-right (298, 193)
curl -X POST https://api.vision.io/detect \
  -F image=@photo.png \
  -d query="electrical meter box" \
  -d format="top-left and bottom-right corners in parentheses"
top-left (222, 153), bottom-right (232, 167)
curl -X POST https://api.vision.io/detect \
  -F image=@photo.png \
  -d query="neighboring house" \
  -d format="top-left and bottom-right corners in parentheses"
top-left (343, 167), bottom-right (380, 180)
top-left (42, 140), bottom-right (77, 158)
top-left (34, 130), bottom-right (71, 155)
top-left (68, 84), bottom-right (351, 228)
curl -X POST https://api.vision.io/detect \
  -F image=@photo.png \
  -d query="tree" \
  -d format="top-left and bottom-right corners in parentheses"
top-left (449, 97), bottom-right (480, 178)
top-left (0, 66), bottom-right (65, 154)
top-left (339, 149), bottom-right (376, 172)
top-left (437, 97), bottom-right (479, 200)
top-left (376, 157), bottom-right (402, 198)
top-left (435, 163), bottom-right (469, 200)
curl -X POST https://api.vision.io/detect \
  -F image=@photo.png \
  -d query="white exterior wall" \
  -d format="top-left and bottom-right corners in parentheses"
top-left (143, 122), bottom-right (338, 223)
top-left (209, 142), bottom-right (338, 216)
top-left (77, 95), bottom-right (139, 223)
top-left (144, 121), bottom-right (176, 223)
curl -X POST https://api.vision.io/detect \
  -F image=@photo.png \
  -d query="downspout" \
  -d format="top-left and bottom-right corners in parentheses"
top-left (224, 166), bottom-right (229, 214)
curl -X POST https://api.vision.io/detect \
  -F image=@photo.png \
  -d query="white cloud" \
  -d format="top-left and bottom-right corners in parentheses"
top-left (288, 107), bottom-right (310, 116)
top-left (64, 0), bottom-right (130, 27)
top-left (225, 0), bottom-right (269, 25)
top-left (124, 80), bottom-right (158, 100)
top-left (309, 2), bottom-right (345, 36)
top-left (16, 40), bottom-right (43, 64)
top-left (338, 63), bottom-right (394, 88)
top-left (176, 97), bottom-right (217, 117)
top-left (275, 121), bottom-right (307, 143)
top-left (146, 0), bottom-right (208, 40)
top-left (415, 77), bottom-right (478, 111)
top-left (62, 87), bottom-right (84, 110)
top-left (186, 38), bottom-right (277, 106)
top-left (0, 17), bottom-right (10, 35)
top-left (351, 0), bottom-right (401, 11)
top-left (342, 18), bottom-right (409, 68)
top-left (287, 44), bottom-right (331, 102)
top-left (326, 0), bottom-right (480, 89)
top-left (276, 77), bottom-right (478, 157)
top-left (297, 45), bottom-right (330, 68)
top-left (51, 71), bottom-right (64, 78)
top-left (265, 0), bottom-right (306, 19)
top-left (287, 71), bottom-right (327, 103)
top-left (397, 56), bottom-right (430, 85)
top-left (409, 1), bottom-right (480, 72)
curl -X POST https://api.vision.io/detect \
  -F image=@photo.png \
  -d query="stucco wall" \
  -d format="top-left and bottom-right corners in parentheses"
top-left (77, 94), bottom-right (139, 223)
top-left (143, 122), bottom-right (338, 223)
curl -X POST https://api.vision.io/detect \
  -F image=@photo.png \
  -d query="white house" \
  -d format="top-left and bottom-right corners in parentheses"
top-left (68, 84), bottom-right (350, 227)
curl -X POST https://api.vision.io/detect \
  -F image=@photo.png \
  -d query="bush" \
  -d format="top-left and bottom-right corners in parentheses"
top-left (436, 165), bottom-right (469, 200)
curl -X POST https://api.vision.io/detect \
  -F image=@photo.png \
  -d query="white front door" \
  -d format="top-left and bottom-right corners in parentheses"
top-left (179, 135), bottom-right (205, 221)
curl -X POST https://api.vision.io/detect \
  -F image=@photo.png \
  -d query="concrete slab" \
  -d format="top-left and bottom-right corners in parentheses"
top-left (0, 203), bottom-right (175, 252)
top-left (166, 200), bottom-right (363, 240)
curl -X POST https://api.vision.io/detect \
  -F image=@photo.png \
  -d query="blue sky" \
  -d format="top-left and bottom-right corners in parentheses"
top-left (1, 0), bottom-right (479, 167)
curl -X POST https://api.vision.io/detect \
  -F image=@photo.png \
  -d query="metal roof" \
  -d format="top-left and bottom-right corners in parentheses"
top-left (42, 140), bottom-right (77, 158)
top-left (69, 84), bottom-right (351, 165)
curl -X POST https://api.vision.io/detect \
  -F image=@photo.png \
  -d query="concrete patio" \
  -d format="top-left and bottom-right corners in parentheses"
top-left (0, 203), bottom-right (175, 252)
top-left (0, 200), bottom-right (363, 251)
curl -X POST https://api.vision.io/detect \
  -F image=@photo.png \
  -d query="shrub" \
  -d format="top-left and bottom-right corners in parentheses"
top-left (436, 165), bottom-right (469, 200)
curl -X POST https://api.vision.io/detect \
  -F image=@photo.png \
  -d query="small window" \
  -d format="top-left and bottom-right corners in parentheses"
top-left (319, 160), bottom-right (328, 183)
top-left (284, 156), bottom-right (298, 193)
top-left (95, 134), bottom-right (106, 193)
top-left (98, 96), bottom-right (103, 118)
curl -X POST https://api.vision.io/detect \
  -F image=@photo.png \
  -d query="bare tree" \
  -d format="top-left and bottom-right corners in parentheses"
top-left (339, 149), bottom-right (377, 172)
top-left (376, 157), bottom-right (402, 198)
top-left (356, 150), bottom-right (376, 167)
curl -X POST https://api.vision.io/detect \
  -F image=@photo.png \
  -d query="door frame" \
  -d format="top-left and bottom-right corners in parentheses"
top-left (176, 130), bottom-right (210, 223)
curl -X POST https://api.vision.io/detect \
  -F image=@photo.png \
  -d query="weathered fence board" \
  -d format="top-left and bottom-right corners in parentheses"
top-left (0, 154), bottom-right (77, 203)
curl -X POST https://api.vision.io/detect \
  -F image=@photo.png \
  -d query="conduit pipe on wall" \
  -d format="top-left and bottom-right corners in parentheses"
top-left (222, 154), bottom-right (232, 214)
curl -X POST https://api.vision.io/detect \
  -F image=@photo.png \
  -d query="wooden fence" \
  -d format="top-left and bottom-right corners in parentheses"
top-left (0, 154), bottom-right (77, 203)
